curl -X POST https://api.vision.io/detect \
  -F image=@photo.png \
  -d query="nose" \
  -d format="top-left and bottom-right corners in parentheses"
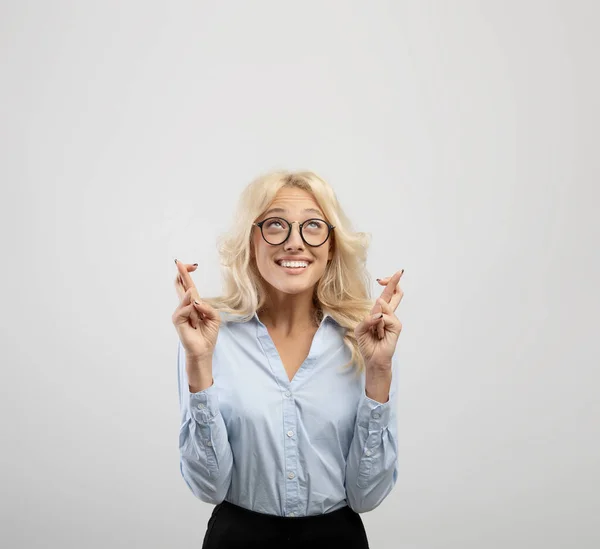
top-left (284, 222), bottom-right (305, 250)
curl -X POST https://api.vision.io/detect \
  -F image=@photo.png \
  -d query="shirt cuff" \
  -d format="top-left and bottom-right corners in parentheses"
top-left (188, 382), bottom-right (220, 424)
top-left (357, 391), bottom-right (392, 431)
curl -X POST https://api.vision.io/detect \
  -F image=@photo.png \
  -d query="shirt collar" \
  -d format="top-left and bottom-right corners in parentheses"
top-left (247, 310), bottom-right (338, 328)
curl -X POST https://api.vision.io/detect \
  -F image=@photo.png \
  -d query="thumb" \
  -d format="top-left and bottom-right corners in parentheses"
top-left (355, 312), bottom-right (383, 336)
top-left (192, 299), bottom-right (220, 322)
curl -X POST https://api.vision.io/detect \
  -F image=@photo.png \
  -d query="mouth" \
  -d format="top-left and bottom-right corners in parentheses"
top-left (275, 259), bottom-right (311, 273)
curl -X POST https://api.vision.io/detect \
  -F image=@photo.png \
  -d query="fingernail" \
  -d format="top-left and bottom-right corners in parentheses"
top-left (376, 278), bottom-right (381, 282)
top-left (174, 259), bottom-right (178, 264)
top-left (372, 313), bottom-right (383, 320)
top-left (193, 263), bottom-right (198, 267)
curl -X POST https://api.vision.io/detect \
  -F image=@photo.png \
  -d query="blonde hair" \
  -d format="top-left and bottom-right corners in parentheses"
top-left (204, 170), bottom-right (374, 371)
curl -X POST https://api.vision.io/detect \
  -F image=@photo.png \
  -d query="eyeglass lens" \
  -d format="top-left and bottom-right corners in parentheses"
top-left (261, 217), bottom-right (329, 246)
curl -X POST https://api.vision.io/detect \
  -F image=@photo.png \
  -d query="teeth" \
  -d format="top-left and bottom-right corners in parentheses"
top-left (278, 261), bottom-right (308, 268)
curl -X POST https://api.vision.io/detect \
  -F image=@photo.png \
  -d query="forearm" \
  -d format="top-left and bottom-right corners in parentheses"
top-left (186, 354), bottom-right (214, 393)
top-left (180, 396), bottom-right (233, 504)
top-left (365, 366), bottom-right (392, 403)
top-left (346, 363), bottom-right (398, 513)
top-left (177, 343), bottom-right (233, 503)
top-left (344, 393), bottom-right (398, 513)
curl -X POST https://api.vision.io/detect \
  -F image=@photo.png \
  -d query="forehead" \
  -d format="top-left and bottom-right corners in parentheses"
top-left (263, 187), bottom-right (324, 216)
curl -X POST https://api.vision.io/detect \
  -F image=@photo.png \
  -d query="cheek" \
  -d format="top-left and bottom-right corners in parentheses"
top-left (254, 244), bottom-right (274, 273)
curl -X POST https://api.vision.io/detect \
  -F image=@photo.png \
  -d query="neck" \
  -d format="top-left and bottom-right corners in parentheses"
top-left (258, 290), bottom-right (320, 335)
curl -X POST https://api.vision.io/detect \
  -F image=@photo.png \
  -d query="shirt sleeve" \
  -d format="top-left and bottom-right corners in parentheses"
top-left (177, 340), bottom-right (233, 504)
top-left (345, 357), bottom-right (399, 513)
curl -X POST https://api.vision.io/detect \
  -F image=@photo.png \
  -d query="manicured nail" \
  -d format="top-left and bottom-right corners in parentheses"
top-left (400, 269), bottom-right (404, 275)
top-left (376, 278), bottom-right (381, 282)
top-left (193, 263), bottom-right (198, 267)
top-left (372, 313), bottom-right (383, 320)
top-left (174, 259), bottom-right (178, 264)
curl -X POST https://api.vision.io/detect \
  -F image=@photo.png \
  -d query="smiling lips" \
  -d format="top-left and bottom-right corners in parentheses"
top-left (275, 259), bottom-right (310, 273)
top-left (278, 260), bottom-right (309, 268)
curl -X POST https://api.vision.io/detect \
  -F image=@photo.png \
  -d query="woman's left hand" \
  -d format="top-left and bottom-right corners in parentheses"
top-left (355, 269), bottom-right (404, 370)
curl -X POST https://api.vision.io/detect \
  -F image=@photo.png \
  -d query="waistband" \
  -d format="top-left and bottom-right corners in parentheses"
top-left (218, 500), bottom-right (354, 521)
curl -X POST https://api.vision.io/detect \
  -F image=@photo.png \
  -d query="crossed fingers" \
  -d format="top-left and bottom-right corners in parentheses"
top-left (371, 269), bottom-right (404, 339)
top-left (373, 269), bottom-right (404, 311)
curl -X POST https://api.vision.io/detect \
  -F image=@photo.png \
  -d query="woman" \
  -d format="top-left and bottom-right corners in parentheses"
top-left (172, 170), bottom-right (404, 548)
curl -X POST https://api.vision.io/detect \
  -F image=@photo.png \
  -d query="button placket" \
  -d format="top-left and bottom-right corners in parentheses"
top-left (283, 383), bottom-right (300, 517)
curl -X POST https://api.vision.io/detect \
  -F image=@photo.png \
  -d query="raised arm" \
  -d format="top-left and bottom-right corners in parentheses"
top-left (172, 260), bottom-right (233, 503)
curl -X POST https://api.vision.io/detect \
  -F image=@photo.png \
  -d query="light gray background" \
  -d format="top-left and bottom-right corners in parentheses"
top-left (1, 1), bottom-right (598, 548)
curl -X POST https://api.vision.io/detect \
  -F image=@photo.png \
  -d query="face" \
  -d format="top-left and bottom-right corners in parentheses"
top-left (252, 187), bottom-right (334, 299)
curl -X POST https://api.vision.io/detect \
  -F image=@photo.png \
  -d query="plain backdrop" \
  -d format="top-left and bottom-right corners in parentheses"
top-left (1, 1), bottom-right (598, 548)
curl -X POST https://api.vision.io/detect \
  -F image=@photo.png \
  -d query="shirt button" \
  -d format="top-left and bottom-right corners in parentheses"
top-left (197, 403), bottom-right (205, 409)
top-left (284, 391), bottom-right (291, 398)
top-left (206, 440), bottom-right (213, 447)
top-left (287, 472), bottom-right (295, 479)
top-left (287, 430), bottom-right (294, 437)
top-left (365, 449), bottom-right (372, 456)
top-left (372, 412), bottom-right (380, 419)
top-left (287, 512), bottom-right (295, 517)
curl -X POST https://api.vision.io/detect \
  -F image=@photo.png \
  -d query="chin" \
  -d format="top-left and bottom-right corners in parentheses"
top-left (269, 280), bottom-right (314, 295)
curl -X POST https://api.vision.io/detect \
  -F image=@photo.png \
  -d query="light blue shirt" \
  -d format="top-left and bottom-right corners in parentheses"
top-left (177, 311), bottom-right (398, 517)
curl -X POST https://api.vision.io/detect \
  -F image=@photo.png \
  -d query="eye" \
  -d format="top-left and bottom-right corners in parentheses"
top-left (265, 219), bottom-right (284, 229)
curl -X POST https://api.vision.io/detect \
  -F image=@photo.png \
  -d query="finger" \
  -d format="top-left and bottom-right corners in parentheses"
top-left (174, 264), bottom-right (198, 301)
top-left (375, 299), bottom-right (392, 338)
top-left (380, 284), bottom-right (403, 314)
top-left (193, 299), bottom-right (220, 322)
top-left (174, 264), bottom-right (198, 292)
top-left (376, 269), bottom-right (404, 285)
top-left (173, 296), bottom-right (199, 329)
top-left (388, 284), bottom-right (404, 312)
top-left (179, 288), bottom-right (202, 327)
top-left (355, 312), bottom-right (383, 337)
top-left (377, 317), bottom-right (385, 339)
top-left (174, 275), bottom-right (187, 301)
top-left (378, 269), bottom-right (404, 303)
top-left (376, 298), bottom-right (393, 315)
top-left (175, 259), bottom-right (199, 295)
top-left (370, 287), bottom-right (397, 315)
top-left (172, 301), bottom-right (196, 326)
top-left (371, 311), bottom-right (401, 334)
top-left (378, 312), bottom-right (402, 336)
top-left (174, 260), bottom-right (198, 277)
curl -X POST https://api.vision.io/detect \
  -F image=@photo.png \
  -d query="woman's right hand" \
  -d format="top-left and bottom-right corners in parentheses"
top-left (171, 259), bottom-right (221, 361)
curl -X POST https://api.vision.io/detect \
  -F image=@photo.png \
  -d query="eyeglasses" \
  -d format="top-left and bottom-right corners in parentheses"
top-left (253, 217), bottom-right (335, 247)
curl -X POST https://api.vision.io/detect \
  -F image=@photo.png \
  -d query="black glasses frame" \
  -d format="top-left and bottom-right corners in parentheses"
top-left (253, 217), bottom-right (335, 247)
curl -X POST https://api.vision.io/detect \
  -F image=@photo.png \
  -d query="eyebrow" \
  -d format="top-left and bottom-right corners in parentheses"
top-left (263, 207), bottom-right (324, 217)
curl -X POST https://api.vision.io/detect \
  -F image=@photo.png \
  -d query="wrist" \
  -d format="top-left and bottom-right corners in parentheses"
top-left (365, 368), bottom-right (392, 404)
top-left (366, 358), bottom-right (392, 372)
top-left (186, 355), bottom-right (213, 393)
top-left (186, 352), bottom-right (213, 369)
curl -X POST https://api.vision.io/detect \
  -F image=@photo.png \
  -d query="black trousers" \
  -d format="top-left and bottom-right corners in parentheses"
top-left (202, 500), bottom-right (370, 549)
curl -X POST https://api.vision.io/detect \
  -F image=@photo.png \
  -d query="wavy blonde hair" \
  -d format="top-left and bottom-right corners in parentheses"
top-left (204, 170), bottom-right (374, 371)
